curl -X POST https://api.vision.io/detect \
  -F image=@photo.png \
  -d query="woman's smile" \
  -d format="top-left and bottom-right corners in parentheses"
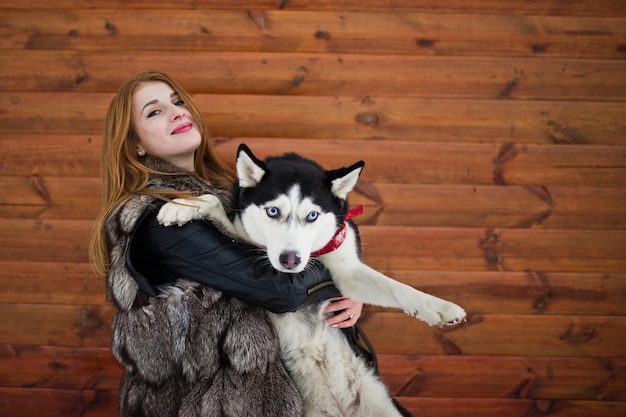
top-left (172, 122), bottom-right (193, 135)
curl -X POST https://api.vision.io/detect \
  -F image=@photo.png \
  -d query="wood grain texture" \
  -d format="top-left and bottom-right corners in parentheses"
top-left (2, 263), bottom-right (624, 316)
top-left (0, 261), bottom-right (105, 305)
top-left (1, 305), bottom-right (624, 356)
top-left (376, 354), bottom-right (626, 401)
top-left (3, 51), bottom-right (626, 100)
top-left (0, 8), bottom-right (624, 59)
top-left (396, 398), bottom-right (626, 417)
top-left (0, 387), bottom-right (117, 417)
top-left (367, 271), bottom-right (626, 316)
top-left (0, 387), bottom-right (623, 417)
top-left (1, 0), bottom-right (624, 415)
top-left (3, 136), bottom-right (626, 188)
top-left (3, 175), bottom-right (624, 229)
top-left (2, 93), bottom-right (624, 144)
top-left (359, 312), bottom-right (626, 357)
top-left (1, 218), bottom-right (624, 272)
top-left (8, 0), bottom-right (626, 16)
top-left (2, 10), bottom-right (625, 58)
top-left (0, 345), bottom-right (120, 391)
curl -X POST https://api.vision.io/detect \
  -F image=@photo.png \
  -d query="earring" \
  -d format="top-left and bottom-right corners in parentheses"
top-left (137, 150), bottom-right (145, 157)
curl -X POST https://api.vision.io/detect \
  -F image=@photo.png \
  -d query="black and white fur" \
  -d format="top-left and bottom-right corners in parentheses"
top-left (158, 144), bottom-right (466, 417)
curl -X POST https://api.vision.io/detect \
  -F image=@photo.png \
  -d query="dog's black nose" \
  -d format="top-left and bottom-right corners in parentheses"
top-left (279, 251), bottom-right (301, 270)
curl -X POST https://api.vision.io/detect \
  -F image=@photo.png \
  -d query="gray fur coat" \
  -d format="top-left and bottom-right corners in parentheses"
top-left (105, 157), bottom-right (304, 417)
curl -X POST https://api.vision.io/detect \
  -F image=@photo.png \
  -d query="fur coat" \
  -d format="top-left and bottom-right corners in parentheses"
top-left (105, 157), bottom-right (304, 417)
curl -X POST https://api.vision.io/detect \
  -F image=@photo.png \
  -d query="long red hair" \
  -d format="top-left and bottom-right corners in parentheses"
top-left (89, 71), bottom-right (234, 278)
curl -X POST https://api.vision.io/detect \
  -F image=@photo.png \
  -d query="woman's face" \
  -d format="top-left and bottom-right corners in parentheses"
top-left (132, 81), bottom-right (201, 171)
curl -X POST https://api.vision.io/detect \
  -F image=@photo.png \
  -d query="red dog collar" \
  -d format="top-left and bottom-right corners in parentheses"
top-left (311, 205), bottom-right (364, 257)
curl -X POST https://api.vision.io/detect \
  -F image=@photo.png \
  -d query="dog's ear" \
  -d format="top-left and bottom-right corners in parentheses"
top-left (328, 161), bottom-right (365, 200)
top-left (236, 144), bottom-right (267, 188)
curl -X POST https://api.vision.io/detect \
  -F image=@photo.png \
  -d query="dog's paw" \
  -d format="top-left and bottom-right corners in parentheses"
top-left (194, 194), bottom-right (224, 218)
top-left (437, 301), bottom-right (467, 327)
top-left (407, 298), bottom-right (466, 328)
top-left (157, 198), bottom-right (202, 226)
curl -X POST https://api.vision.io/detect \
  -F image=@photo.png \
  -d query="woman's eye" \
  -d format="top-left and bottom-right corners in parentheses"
top-left (174, 99), bottom-right (185, 106)
top-left (147, 109), bottom-right (160, 118)
top-left (266, 207), bottom-right (280, 218)
top-left (306, 211), bottom-right (319, 222)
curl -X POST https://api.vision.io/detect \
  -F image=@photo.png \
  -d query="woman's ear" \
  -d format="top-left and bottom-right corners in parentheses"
top-left (136, 146), bottom-right (145, 157)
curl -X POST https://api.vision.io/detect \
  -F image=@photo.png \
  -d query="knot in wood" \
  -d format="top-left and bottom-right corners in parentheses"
top-left (479, 231), bottom-right (502, 265)
top-left (559, 323), bottom-right (600, 344)
top-left (105, 22), bottom-right (117, 36)
top-left (416, 38), bottom-right (435, 47)
top-left (315, 30), bottom-right (330, 40)
top-left (355, 112), bottom-right (381, 127)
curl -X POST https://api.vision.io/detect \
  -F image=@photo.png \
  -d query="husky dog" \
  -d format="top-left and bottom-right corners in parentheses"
top-left (158, 144), bottom-right (466, 417)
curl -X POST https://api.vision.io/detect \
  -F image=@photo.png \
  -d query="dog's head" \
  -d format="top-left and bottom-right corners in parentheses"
top-left (234, 144), bottom-right (364, 273)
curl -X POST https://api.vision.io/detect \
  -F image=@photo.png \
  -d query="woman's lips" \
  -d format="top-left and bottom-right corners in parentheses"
top-left (171, 122), bottom-right (193, 135)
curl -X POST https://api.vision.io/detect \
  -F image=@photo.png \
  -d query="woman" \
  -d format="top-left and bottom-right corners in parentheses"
top-left (89, 71), bottom-right (363, 416)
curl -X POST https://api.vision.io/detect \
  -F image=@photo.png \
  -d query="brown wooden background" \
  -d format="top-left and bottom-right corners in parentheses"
top-left (1, 1), bottom-right (625, 416)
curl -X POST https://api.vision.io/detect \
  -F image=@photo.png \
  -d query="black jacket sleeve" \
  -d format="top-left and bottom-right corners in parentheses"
top-left (126, 203), bottom-right (341, 313)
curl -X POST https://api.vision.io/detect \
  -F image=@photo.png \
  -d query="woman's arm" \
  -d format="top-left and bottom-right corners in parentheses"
top-left (126, 205), bottom-right (342, 313)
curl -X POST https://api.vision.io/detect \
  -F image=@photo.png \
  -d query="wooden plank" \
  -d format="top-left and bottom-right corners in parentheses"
top-left (0, 260), bottom-right (623, 316)
top-left (3, 346), bottom-right (624, 401)
top-left (397, 398), bottom-right (626, 417)
top-left (0, 176), bottom-right (101, 220)
top-left (2, 303), bottom-right (626, 357)
top-left (0, 345), bottom-right (121, 391)
top-left (0, 262), bottom-right (105, 305)
top-left (361, 312), bottom-right (626, 357)
top-left (1, 93), bottom-right (624, 145)
top-left (350, 184), bottom-right (626, 230)
top-left (358, 227), bottom-right (626, 273)
top-left (5, 0), bottom-right (626, 16)
top-left (0, 388), bottom-right (622, 417)
top-left (377, 354), bottom-right (626, 400)
top-left (0, 219), bottom-right (92, 264)
top-left (3, 136), bottom-right (625, 188)
top-left (0, 258), bottom-right (622, 317)
top-left (0, 387), bottom-right (117, 417)
top-left (214, 139), bottom-right (626, 189)
top-left (171, 139), bottom-right (626, 189)
top-left (198, 96), bottom-right (626, 145)
top-left (2, 219), bottom-right (625, 271)
top-left (7, 50), bottom-right (626, 101)
top-left (0, 389), bottom-right (616, 417)
top-left (369, 271), bottom-right (626, 316)
top-left (2, 10), bottom-right (625, 58)
top-left (0, 304), bottom-right (113, 347)
top-left (2, 175), bottom-right (624, 230)
top-left (2, 51), bottom-right (626, 100)
top-left (0, 135), bottom-right (100, 177)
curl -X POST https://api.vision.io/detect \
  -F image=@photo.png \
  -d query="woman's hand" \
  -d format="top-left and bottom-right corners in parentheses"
top-left (323, 297), bottom-right (364, 328)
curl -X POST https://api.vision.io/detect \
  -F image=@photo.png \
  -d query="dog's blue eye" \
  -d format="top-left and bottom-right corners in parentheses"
top-left (266, 207), bottom-right (280, 218)
top-left (306, 211), bottom-right (319, 222)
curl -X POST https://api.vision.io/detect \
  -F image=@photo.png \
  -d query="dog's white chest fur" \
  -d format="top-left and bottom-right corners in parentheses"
top-left (270, 303), bottom-right (404, 417)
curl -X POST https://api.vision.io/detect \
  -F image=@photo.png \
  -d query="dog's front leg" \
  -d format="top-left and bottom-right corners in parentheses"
top-left (320, 227), bottom-right (465, 327)
top-left (333, 261), bottom-right (466, 327)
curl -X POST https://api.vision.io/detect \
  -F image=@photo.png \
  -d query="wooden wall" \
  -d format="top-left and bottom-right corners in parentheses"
top-left (1, 1), bottom-right (625, 416)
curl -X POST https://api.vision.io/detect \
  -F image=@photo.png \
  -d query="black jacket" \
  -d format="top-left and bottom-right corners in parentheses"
top-left (126, 200), bottom-right (341, 313)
